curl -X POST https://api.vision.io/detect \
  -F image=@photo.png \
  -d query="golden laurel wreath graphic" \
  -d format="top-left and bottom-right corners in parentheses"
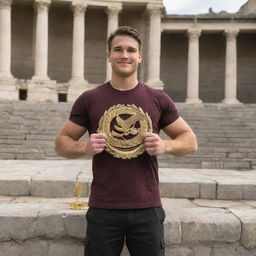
top-left (97, 104), bottom-right (153, 159)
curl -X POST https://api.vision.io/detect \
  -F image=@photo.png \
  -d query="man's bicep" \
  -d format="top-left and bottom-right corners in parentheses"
top-left (162, 117), bottom-right (193, 139)
top-left (57, 120), bottom-right (87, 141)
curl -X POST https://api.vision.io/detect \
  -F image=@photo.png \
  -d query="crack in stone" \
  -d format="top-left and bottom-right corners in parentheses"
top-left (229, 210), bottom-right (243, 246)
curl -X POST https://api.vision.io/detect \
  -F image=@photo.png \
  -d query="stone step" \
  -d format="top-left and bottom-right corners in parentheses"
top-left (1, 160), bottom-right (256, 200)
top-left (0, 196), bottom-right (255, 256)
top-left (1, 101), bottom-right (256, 170)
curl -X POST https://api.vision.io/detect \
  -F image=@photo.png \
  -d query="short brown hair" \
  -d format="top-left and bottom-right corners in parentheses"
top-left (107, 26), bottom-right (142, 52)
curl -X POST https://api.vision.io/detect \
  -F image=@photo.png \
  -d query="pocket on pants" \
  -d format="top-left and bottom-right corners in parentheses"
top-left (159, 207), bottom-right (166, 221)
top-left (156, 206), bottom-right (166, 223)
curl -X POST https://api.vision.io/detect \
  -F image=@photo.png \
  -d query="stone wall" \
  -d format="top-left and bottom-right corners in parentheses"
top-left (161, 33), bottom-right (188, 102)
top-left (237, 33), bottom-right (256, 103)
top-left (199, 33), bottom-right (225, 103)
top-left (11, 3), bottom-right (34, 80)
top-left (48, 4), bottom-right (73, 83)
top-left (84, 8), bottom-right (107, 84)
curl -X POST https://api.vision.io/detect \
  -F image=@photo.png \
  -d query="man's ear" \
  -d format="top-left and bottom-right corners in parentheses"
top-left (107, 51), bottom-right (111, 63)
top-left (138, 52), bottom-right (143, 64)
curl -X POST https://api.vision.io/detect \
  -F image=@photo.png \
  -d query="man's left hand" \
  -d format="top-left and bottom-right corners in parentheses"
top-left (143, 133), bottom-right (167, 156)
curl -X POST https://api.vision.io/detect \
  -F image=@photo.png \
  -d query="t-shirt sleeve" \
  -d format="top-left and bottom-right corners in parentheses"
top-left (158, 91), bottom-right (179, 129)
top-left (69, 94), bottom-right (89, 128)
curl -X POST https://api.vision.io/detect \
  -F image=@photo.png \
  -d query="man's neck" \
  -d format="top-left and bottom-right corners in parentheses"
top-left (110, 75), bottom-right (139, 91)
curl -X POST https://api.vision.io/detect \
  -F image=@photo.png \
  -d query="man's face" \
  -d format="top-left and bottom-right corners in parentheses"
top-left (108, 35), bottom-right (142, 78)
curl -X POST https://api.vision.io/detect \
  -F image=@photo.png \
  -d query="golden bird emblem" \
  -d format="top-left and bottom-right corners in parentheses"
top-left (112, 113), bottom-right (143, 138)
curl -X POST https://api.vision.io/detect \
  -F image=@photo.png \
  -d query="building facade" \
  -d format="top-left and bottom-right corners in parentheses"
top-left (0, 0), bottom-right (255, 103)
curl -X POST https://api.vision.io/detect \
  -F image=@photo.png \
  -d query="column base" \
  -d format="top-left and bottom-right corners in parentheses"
top-left (0, 72), bottom-right (15, 80)
top-left (31, 75), bottom-right (50, 81)
top-left (222, 98), bottom-right (241, 104)
top-left (27, 79), bottom-right (57, 102)
top-left (0, 77), bottom-right (18, 100)
top-left (145, 79), bottom-right (164, 90)
top-left (69, 77), bottom-right (88, 88)
top-left (185, 98), bottom-right (203, 104)
top-left (68, 78), bottom-right (89, 102)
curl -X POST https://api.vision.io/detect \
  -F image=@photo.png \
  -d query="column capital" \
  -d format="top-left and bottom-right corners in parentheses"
top-left (71, 0), bottom-right (87, 16)
top-left (147, 4), bottom-right (162, 17)
top-left (0, 0), bottom-right (12, 9)
top-left (105, 5), bottom-right (122, 17)
top-left (34, 0), bottom-right (51, 12)
top-left (224, 29), bottom-right (239, 41)
top-left (187, 29), bottom-right (201, 40)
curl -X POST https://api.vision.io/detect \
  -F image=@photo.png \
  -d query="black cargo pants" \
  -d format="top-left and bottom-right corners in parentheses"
top-left (84, 206), bottom-right (166, 256)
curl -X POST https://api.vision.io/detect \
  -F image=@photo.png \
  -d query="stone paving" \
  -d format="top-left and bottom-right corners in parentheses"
top-left (1, 160), bottom-right (256, 200)
top-left (1, 160), bottom-right (256, 255)
top-left (0, 197), bottom-right (256, 255)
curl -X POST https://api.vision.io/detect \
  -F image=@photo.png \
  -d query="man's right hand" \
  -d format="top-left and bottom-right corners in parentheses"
top-left (86, 133), bottom-right (107, 155)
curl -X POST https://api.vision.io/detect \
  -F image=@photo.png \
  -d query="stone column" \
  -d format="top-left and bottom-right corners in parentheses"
top-left (0, 0), bottom-right (13, 79)
top-left (105, 5), bottom-right (121, 81)
top-left (223, 29), bottom-right (240, 104)
top-left (28, 0), bottom-right (57, 102)
top-left (186, 29), bottom-right (202, 104)
top-left (146, 5), bottom-right (164, 90)
top-left (70, 1), bottom-right (87, 87)
top-left (0, 0), bottom-right (17, 100)
top-left (32, 0), bottom-right (51, 81)
top-left (68, 1), bottom-right (88, 101)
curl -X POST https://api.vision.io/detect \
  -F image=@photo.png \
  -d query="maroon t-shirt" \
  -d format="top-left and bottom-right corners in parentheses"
top-left (69, 82), bottom-right (179, 209)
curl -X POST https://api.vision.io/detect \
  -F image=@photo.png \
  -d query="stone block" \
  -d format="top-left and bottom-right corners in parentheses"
top-left (166, 246), bottom-right (194, 256)
top-left (160, 179), bottom-right (199, 199)
top-left (0, 177), bottom-right (30, 196)
top-left (230, 209), bottom-right (256, 249)
top-left (200, 180), bottom-right (216, 199)
top-left (191, 246), bottom-right (212, 256)
top-left (180, 207), bottom-right (241, 244)
top-left (48, 239), bottom-right (84, 256)
top-left (0, 239), bottom-right (48, 256)
top-left (0, 139), bottom-right (23, 145)
top-left (213, 242), bottom-right (256, 256)
top-left (166, 246), bottom-right (213, 256)
top-left (26, 134), bottom-right (55, 141)
top-left (0, 204), bottom-right (38, 241)
top-left (223, 161), bottom-right (251, 170)
top-left (0, 129), bottom-right (22, 136)
top-left (162, 199), bottom-right (194, 246)
top-left (37, 211), bottom-right (66, 239)
top-left (164, 212), bottom-right (182, 245)
top-left (201, 161), bottom-right (217, 169)
top-left (0, 153), bottom-right (16, 159)
top-left (30, 175), bottom-right (76, 197)
top-left (16, 153), bottom-right (45, 160)
top-left (243, 184), bottom-right (256, 200)
top-left (63, 211), bottom-right (86, 239)
top-left (0, 196), bottom-right (13, 202)
top-left (228, 152), bottom-right (248, 158)
top-left (217, 183), bottom-right (243, 200)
